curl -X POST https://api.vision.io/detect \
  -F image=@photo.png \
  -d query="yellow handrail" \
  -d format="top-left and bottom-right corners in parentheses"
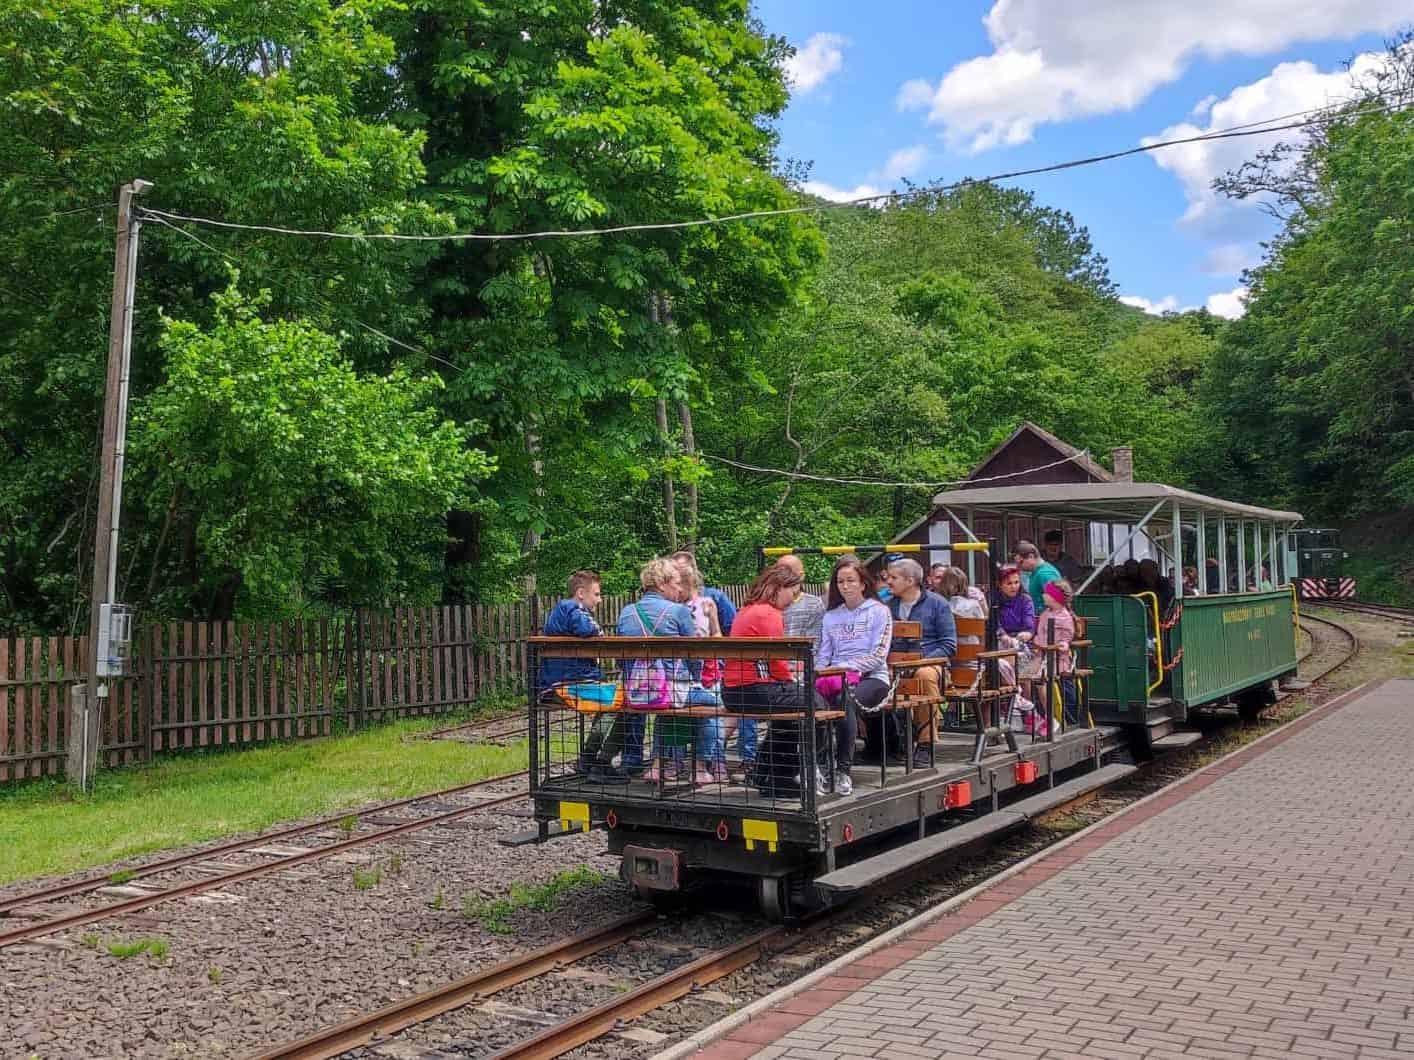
top-left (1131, 591), bottom-right (1164, 696)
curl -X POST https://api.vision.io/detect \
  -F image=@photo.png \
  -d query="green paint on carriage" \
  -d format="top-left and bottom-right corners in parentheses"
top-left (1073, 595), bottom-right (1151, 722)
top-left (1169, 589), bottom-right (1298, 708)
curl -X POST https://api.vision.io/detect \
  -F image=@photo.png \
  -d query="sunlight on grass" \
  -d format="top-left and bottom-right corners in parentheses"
top-left (0, 711), bottom-right (527, 885)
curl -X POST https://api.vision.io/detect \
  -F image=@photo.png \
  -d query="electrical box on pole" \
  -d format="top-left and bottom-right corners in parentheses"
top-left (95, 603), bottom-right (135, 677)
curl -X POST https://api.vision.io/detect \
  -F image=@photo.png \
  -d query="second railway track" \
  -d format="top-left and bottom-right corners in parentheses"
top-left (0, 767), bottom-right (532, 949)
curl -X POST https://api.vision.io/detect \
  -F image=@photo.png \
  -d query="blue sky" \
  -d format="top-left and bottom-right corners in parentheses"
top-left (752, 1), bottom-right (1404, 317)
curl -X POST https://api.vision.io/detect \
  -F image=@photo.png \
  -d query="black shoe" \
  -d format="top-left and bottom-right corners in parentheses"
top-left (912, 747), bottom-right (933, 769)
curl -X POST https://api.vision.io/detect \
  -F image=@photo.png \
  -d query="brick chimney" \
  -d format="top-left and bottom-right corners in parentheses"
top-left (1112, 446), bottom-right (1134, 483)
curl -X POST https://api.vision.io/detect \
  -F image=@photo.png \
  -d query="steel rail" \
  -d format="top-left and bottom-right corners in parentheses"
top-left (414, 718), bottom-right (530, 742)
top-left (1296, 613), bottom-right (1360, 684)
top-left (485, 925), bottom-right (788, 1060)
top-left (253, 911), bottom-right (657, 1060)
top-left (1323, 599), bottom-right (1414, 622)
top-left (0, 768), bottom-right (529, 917)
top-left (0, 787), bottom-right (527, 949)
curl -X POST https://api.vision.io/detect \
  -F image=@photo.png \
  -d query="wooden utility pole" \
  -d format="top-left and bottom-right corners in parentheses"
top-left (81, 179), bottom-right (150, 791)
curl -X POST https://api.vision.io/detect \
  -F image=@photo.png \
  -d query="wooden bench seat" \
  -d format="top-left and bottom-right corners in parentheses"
top-left (547, 700), bottom-right (844, 722)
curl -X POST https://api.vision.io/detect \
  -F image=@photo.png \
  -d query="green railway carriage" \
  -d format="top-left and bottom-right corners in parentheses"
top-left (925, 481), bottom-right (1302, 745)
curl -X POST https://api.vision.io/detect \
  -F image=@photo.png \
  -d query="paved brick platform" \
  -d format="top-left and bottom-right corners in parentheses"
top-left (691, 679), bottom-right (1414, 1059)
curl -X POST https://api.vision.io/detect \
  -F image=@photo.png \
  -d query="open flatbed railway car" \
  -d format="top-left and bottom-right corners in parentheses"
top-left (526, 636), bottom-right (1118, 920)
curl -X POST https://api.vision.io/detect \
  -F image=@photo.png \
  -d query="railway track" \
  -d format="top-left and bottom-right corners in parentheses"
top-left (1296, 612), bottom-right (1360, 682)
top-left (255, 613), bottom-right (1363, 1060)
top-left (415, 715), bottom-right (530, 744)
top-left (0, 768), bottom-right (531, 950)
top-left (1321, 598), bottom-right (1414, 624)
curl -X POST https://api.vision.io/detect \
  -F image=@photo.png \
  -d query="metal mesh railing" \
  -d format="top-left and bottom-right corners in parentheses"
top-left (528, 636), bottom-right (844, 816)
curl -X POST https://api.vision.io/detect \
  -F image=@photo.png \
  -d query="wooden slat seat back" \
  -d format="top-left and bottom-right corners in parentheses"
top-left (888, 620), bottom-right (924, 697)
top-left (949, 616), bottom-right (986, 690)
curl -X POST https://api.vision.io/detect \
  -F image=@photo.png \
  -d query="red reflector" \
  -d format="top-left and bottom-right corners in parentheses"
top-left (842, 823), bottom-right (855, 843)
top-left (1015, 761), bottom-right (1039, 785)
top-left (605, 810), bottom-right (618, 829)
top-left (715, 819), bottom-right (729, 842)
top-left (943, 781), bottom-right (971, 809)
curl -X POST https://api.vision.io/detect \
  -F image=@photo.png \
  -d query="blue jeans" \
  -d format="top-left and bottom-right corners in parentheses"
top-left (698, 717), bottom-right (727, 766)
top-left (696, 717), bottom-right (755, 766)
top-left (621, 714), bottom-right (647, 771)
top-left (737, 718), bottom-right (759, 763)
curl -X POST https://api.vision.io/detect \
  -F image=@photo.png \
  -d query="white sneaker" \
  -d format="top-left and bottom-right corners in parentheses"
top-left (834, 773), bottom-right (853, 796)
top-left (815, 767), bottom-right (830, 795)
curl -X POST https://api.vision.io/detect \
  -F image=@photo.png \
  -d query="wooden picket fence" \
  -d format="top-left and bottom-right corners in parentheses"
top-left (0, 582), bottom-right (824, 784)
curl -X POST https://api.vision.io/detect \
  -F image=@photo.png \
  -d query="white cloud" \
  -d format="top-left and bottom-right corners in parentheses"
top-left (1202, 243), bottom-right (1259, 277)
top-left (1120, 294), bottom-right (1188, 316)
top-left (877, 145), bottom-right (929, 182)
top-left (1145, 51), bottom-right (1389, 236)
top-left (896, 78), bottom-right (935, 111)
top-left (801, 180), bottom-right (883, 204)
top-left (785, 33), bottom-right (848, 96)
top-left (897, 1), bottom-right (1407, 151)
top-left (1206, 285), bottom-right (1249, 319)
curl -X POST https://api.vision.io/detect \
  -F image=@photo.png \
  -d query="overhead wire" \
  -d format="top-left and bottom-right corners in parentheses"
top-left (132, 95), bottom-right (1407, 245)
top-left (143, 213), bottom-right (462, 372)
top-left (39, 201), bottom-right (117, 221)
top-left (703, 450), bottom-right (1095, 489)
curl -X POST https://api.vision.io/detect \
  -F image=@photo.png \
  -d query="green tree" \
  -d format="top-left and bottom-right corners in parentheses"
top-left (0, 0), bottom-right (441, 628)
top-left (385, 0), bottom-right (821, 593)
top-left (134, 283), bottom-right (490, 617)
top-left (1194, 41), bottom-right (1414, 517)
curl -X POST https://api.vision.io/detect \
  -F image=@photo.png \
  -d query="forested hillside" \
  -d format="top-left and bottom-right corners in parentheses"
top-left (1, 4), bottom-right (1409, 630)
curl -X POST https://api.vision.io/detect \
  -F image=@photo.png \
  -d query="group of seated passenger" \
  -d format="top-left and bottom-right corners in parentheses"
top-left (1086, 557), bottom-right (1175, 609)
top-left (539, 543), bottom-right (1082, 799)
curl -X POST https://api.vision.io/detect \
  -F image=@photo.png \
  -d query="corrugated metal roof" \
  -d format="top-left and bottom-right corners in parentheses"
top-left (927, 482), bottom-right (1302, 523)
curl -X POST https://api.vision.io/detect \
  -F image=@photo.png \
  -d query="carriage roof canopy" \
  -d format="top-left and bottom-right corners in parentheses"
top-left (927, 482), bottom-right (1302, 524)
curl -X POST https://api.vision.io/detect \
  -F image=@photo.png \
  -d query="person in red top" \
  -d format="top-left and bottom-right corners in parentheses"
top-left (725, 563), bottom-right (807, 795)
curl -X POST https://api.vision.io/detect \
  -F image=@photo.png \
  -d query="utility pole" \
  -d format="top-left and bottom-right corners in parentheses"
top-left (78, 179), bottom-right (151, 792)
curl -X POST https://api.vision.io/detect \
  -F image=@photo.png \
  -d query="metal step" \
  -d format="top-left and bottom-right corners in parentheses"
top-left (1002, 762), bottom-right (1138, 819)
top-left (1150, 731), bottom-right (1203, 751)
top-left (814, 763), bottom-right (1136, 895)
top-left (1147, 717), bottom-right (1174, 742)
top-left (814, 811), bottom-right (1025, 894)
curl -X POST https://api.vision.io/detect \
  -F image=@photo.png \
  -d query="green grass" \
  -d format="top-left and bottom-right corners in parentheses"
top-left (0, 711), bottom-right (527, 885)
top-left (461, 865), bottom-right (610, 935)
top-left (104, 936), bottom-right (169, 959)
top-left (352, 865), bottom-right (383, 891)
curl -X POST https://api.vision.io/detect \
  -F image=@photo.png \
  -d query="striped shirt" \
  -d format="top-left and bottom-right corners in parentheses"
top-left (782, 592), bottom-right (826, 643)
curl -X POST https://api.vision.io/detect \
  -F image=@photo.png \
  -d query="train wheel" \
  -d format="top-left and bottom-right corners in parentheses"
top-left (1236, 683), bottom-right (1276, 723)
top-left (757, 875), bottom-right (788, 922)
